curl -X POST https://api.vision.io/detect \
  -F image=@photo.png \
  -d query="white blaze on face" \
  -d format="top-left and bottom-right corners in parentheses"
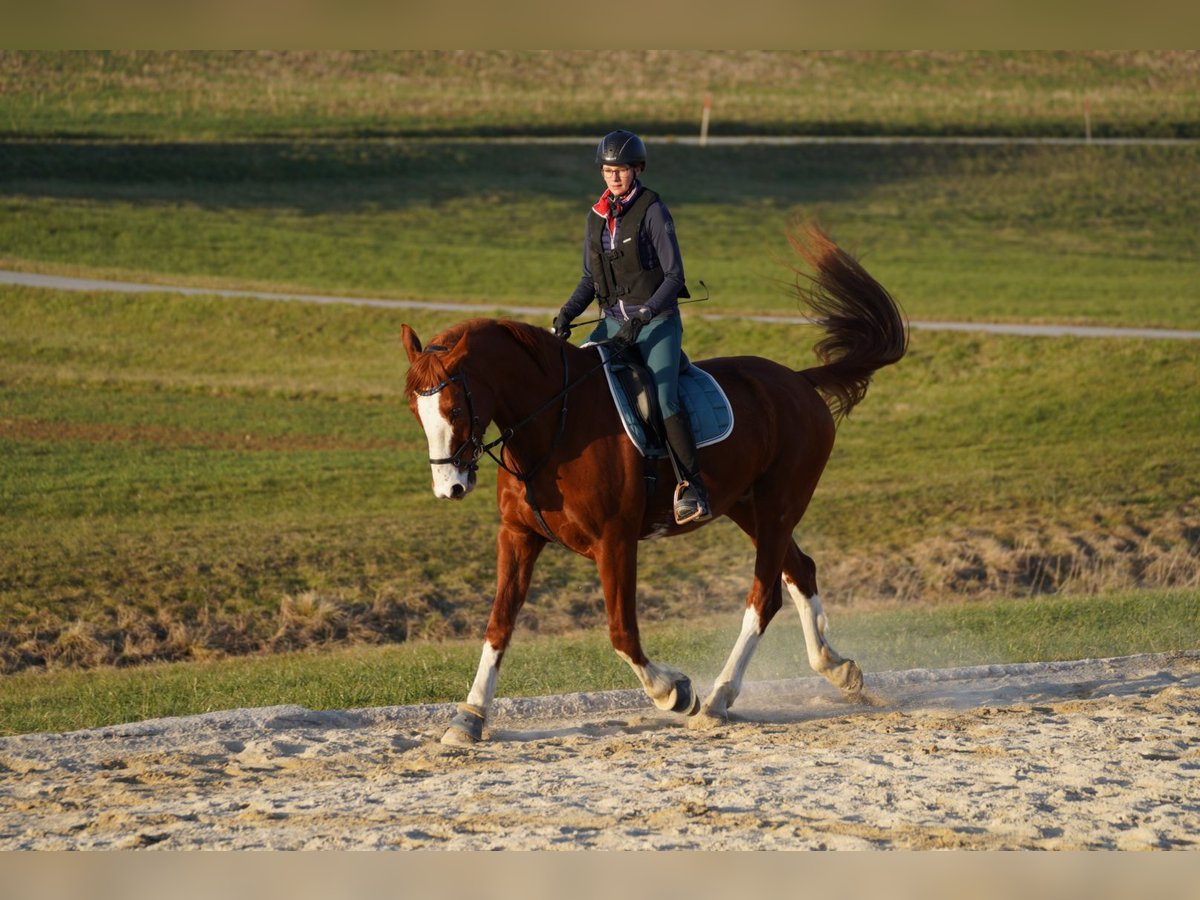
top-left (416, 392), bottom-right (473, 499)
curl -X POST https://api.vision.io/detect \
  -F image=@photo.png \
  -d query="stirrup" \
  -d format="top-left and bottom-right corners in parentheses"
top-left (673, 480), bottom-right (711, 525)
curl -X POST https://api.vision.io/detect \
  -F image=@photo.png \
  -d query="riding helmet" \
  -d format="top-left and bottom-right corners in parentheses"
top-left (595, 130), bottom-right (647, 168)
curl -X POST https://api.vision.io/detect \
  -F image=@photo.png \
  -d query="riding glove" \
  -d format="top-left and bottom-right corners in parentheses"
top-left (552, 310), bottom-right (573, 340)
top-left (614, 307), bottom-right (652, 346)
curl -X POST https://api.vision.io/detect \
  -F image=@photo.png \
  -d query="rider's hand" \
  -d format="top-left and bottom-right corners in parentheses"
top-left (614, 307), bottom-right (652, 346)
top-left (552, 310), bottom-right (573, 340)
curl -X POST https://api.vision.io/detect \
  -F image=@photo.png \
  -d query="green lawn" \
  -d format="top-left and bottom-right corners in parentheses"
top-left (3, 51), bottom-right (1197, 139)
top-left (2, 141), bottom-right (1197, 329)
top-left (2, 287), bottom-right (1197, 675)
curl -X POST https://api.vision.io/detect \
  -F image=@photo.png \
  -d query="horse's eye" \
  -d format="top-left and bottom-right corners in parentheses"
top-left (450, 407), bottom-right (463, 420)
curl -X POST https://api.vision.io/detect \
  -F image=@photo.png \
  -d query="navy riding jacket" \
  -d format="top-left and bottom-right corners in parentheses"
top-left (561, 183), bottom-right (687, 322)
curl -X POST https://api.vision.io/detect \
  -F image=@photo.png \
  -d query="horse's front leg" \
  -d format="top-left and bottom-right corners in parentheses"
top-left (596, 535), bottom-right (700, 717)
top-left (441, 523), bottom-right (546, 745)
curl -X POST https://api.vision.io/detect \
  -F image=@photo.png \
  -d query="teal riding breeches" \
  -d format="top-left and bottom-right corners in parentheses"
top-left (590, 312), bottom-right (684, 418)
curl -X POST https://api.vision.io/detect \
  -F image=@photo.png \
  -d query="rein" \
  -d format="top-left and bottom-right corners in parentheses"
top-left (420, 339), bottom-right (630, 543)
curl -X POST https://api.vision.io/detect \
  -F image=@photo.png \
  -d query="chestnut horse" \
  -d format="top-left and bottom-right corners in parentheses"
top-left (402, 226), bottom-right (908, 744)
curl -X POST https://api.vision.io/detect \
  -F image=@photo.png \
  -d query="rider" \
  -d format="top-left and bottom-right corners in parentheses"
top-left (552, 129), bottom-right (711, 524)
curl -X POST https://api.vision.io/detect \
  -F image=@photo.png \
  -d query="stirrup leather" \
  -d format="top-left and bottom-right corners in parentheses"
top-left (673, 480), bottom-right (711, 525)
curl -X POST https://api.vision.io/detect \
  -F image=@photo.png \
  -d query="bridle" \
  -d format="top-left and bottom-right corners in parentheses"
top-left (414, 339), bottom-right (628, 542)
top-left (415, 368), bottom-right (489, 473)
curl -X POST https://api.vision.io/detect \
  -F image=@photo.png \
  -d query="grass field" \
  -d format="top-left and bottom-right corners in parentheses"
top-left (2, 140), bottom-right (1197, 328)
top-left (1, 51), bottom-right (1197, 730)
top-left (3, 51), bottom-right (1198, 139)
top-left (2, 288), bottom-right (1197, 675)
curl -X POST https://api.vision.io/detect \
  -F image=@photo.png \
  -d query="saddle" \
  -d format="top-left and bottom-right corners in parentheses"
top-left (592, 344), bottom-right (734, 458)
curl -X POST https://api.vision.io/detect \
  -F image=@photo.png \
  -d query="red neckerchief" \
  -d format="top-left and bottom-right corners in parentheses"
top-left (592, 182), bottom-right (641, 240)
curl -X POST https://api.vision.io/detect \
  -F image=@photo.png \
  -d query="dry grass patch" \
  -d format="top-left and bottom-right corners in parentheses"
top-left (822, 506), bottom-right (1200, 609)
top-left (3, 506), bottom-right (1195, 674)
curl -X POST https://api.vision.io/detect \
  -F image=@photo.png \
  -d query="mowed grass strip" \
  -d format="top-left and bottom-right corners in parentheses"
top-left (2, 286), bottom-right (1198, 674)
top-left (2, 141), bottom-right (1198, 329)
top-left (3, 51), bottom-right (1197, 139)
top-left (1, 589), bottom-right (1195, 736)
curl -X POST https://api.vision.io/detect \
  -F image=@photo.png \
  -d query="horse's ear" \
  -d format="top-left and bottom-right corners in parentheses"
top-left (400, 324), bottom-right (422, 363)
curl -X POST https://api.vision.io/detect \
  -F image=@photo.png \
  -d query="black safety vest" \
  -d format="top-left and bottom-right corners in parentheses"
top-left (588, 188), bottom-right (689, 309)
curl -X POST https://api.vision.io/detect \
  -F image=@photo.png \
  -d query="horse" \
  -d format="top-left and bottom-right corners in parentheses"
top-left (401, 225), bottom-right (908, 744)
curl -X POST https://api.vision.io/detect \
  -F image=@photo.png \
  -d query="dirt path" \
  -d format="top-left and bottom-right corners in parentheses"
top-left (3, 270), bottom-right (1198, 341)
top-left (1, 651), bottom-right (1197, 850)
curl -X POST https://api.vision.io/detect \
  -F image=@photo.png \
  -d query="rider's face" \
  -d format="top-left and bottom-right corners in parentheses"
top-left (602, 164), bottom-right (639, 197)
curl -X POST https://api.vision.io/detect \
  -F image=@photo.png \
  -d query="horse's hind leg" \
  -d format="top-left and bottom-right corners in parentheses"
top-left (692, 517), bottom-right (788, 727)
top-left (783, 541), bottom-right (863, 696)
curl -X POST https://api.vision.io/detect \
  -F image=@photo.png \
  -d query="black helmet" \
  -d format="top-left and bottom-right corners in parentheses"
top-left (595, 130), bottom-right (646, 168)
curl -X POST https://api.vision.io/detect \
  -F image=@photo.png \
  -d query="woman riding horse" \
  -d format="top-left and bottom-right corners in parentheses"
top-left (404, 224), bottom-right (908, 745)
top-left (552, 129), bottom-right (711, 525)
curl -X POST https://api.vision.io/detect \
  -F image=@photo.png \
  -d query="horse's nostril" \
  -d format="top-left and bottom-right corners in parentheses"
top-left (450, 483), bottom-right (465, 499)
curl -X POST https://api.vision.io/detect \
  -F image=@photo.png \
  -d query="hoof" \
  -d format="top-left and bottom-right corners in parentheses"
top-left (440, 726), bottom-right (478, 746)
top-left (829, 659), bottom-right (864, 696)
top-left (687, 709), bottom-right (727, 731)
top-left (670, 677), bottom-right (701, 716)
top-left (440, 703), bottom-right (485, 745)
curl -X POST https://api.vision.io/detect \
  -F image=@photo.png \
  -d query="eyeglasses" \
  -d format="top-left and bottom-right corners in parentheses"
top-left (601, 166), bottom-right (632, 177)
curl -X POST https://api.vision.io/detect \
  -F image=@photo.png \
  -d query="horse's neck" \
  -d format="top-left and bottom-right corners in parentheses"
top-left (482, 329), bottom-right (573, 437)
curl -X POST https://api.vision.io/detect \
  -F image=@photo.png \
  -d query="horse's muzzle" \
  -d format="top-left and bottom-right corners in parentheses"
top-left (431, 465), bottom-right (476, 500)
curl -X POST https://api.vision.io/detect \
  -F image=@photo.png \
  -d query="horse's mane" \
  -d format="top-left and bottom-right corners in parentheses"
top-left (493, 319), bottom-right (558, 377)
top-left (404, 318), bottom-right (559, 394)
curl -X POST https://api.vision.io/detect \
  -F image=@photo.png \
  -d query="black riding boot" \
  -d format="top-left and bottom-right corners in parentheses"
top-left (662, 413), bottom-right (712, 524)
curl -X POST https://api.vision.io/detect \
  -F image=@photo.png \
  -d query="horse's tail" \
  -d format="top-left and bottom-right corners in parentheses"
top-left (791, 224), bottom-right (909, 422)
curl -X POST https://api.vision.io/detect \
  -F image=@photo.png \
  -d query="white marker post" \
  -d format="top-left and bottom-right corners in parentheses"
top-left (1084, 96), bottom-right (1092, 143)
top-left (700, 93), bottom-right (712, 147)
